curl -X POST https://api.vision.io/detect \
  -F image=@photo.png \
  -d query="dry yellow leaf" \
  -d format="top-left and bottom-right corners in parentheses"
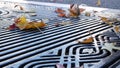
top-left (96, 0), bottom-right (101, 7)
top-left (114, 26), bottom-right (120, 33)
top-left (15, 16), bottom-right (46, 30)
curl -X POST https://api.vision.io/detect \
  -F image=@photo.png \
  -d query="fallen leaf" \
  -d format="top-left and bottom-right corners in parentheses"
top-left (100, 17), bottom-right (113, 25)
top-left (60, 21), bottom-right (72, 25)
top-left (55, 8), bottom-right (65, 13)
top-left (113, 25), bottom-right (120, 33)
top-left (58, 13), bottom-right (66, 17)
top-left (79, 8), bottom-right (85, 13)
top-left (102, 43), bottom-right (120, 53)
top-left (7, 23), bottom-right (17, 30)
top-left (14, 16), bottom-right (46, 30)
top-left (14, 5), bottom-right (24, 10)
top-left (85, 12), bottom-right (91, 16)
top-left (54, 23), bottom-right (60, 27)
top-left (77, 37), bottom-right (94, 44)
top-left (96, 0), bottom-right (101, 7)
top-left (56, 64), bottom-right (65, 68)
top-left (68, 4), bottom-right (80, 17)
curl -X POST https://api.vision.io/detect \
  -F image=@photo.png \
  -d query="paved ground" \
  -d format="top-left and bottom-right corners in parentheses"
top-left (25, 0), bottom-right (120, 9)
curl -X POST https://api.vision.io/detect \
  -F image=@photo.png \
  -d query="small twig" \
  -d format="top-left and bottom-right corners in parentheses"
top-left (93, 35), bottom-right (100, 53)
top-left (88, 30), bottom-right (100, 53)
top-left (34, 24), bottom-right (44, 34)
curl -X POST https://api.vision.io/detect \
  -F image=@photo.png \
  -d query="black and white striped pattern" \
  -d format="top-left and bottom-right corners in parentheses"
top-left (0, 1), bottom-right (118, 68)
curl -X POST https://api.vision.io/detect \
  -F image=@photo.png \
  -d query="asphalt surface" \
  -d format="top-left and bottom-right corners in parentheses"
top-left (25, 0), bottom-right (120, 9)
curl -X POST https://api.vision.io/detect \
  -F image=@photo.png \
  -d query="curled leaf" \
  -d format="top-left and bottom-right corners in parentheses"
top-left (58, 13), bottom-right (66, 17)
top-left (68, 4), bottom-right (80, 17)
top-left (77, 37), bottom-right (94, 44)
top-left (55, 8), bottom-right (65, 13)
top-left (14, 5), bottom-right (24, 10)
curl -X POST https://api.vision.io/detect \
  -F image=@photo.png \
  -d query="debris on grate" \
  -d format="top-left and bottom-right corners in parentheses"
top-left (0, 1), bottom-right (120, 68)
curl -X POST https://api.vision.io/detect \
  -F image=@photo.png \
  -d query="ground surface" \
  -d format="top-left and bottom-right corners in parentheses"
top-left (25, 0), bottom-right (120, 9)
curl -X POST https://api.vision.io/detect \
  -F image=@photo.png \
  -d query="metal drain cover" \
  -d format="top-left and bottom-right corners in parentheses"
top-left (0, 1), bottom-right (120, 68)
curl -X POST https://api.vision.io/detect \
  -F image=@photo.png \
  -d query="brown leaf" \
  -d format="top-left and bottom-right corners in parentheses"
top-left (55, 8), bottom-right (65, 13)
top-left (7, 23), bottom-right (17, 30)
top-left (77, 37), bottom-right (94, 44)
top-left (14, 5), bottom-right (24, 10)
top-left (58, 13), bottom-right (66, 17)
top-left (114, 26), bottom-right (120, 33)
top-left (69, 4), bottom-right (80, 17)
top-left (56, 64), bottom-right (65, 68)
top-left (80, 8), bottom-right (85, 13)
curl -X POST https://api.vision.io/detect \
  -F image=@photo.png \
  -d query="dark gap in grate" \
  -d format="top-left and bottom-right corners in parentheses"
top-left (91, 51), bottom-right (120, 68)
top-left (40, 65), bottom-right (56, 68)
top-left (19, 59), bottom-right (59, 68)
top-left (0, 24), bottom-right (107, 48)
top-left (0, 45), bottom-right (61, 67)
top-left (64, 59), bottom-right (68, 62)
top-left (0, 20), bottom-right (101, 49)
top-left (41, 55), bottom-right (59, 57)
top-left (71, 63), bottom-right (75, 67)
top-left (71, 56), bottom-right (75, 58)
top-left (102, 56), bottom-right (120, 68)
top-left (64, 57), bottom-right (68, 59)
top-left (71, 59), bottom-right (75, 61)
top-left (109, 59), bottom-right (120, 68)
top-left (73, 46), bottom-right (80, 55)
top-left (1, 42), bottom-right (62, 61)
top-left (63, 64), bottom-right (67, 68)
top-left (0, 19), bottom-right (103, 40)
top-left (0, 1), bottom-right (118, 68)
top-left (28, 61), bottom-right (58, 68)
top-left (58, 49), bottom-right (62, 56)
top-left (81, 61), bottom-right (99, 63)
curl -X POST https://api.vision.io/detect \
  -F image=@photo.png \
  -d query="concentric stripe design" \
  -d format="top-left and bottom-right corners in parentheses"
top-left (0, 1), bottom-right (116, 68)
top-left (0, 18), bottom-right (112, 68)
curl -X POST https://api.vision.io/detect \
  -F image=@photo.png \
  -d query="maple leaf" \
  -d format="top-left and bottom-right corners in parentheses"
top-left (102, 43), bottom-right (120, 53)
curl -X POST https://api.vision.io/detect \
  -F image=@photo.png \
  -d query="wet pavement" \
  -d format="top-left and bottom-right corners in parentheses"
top-left (25, 0), bottom-right (120, 9)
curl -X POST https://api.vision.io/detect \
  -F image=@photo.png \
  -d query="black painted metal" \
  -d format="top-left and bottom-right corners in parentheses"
top-left (0, 1), bottom-right (120, 68)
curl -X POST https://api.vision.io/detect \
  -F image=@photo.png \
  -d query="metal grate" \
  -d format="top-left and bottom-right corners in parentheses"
top-left (0, 1), bottom-right (120, 68)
